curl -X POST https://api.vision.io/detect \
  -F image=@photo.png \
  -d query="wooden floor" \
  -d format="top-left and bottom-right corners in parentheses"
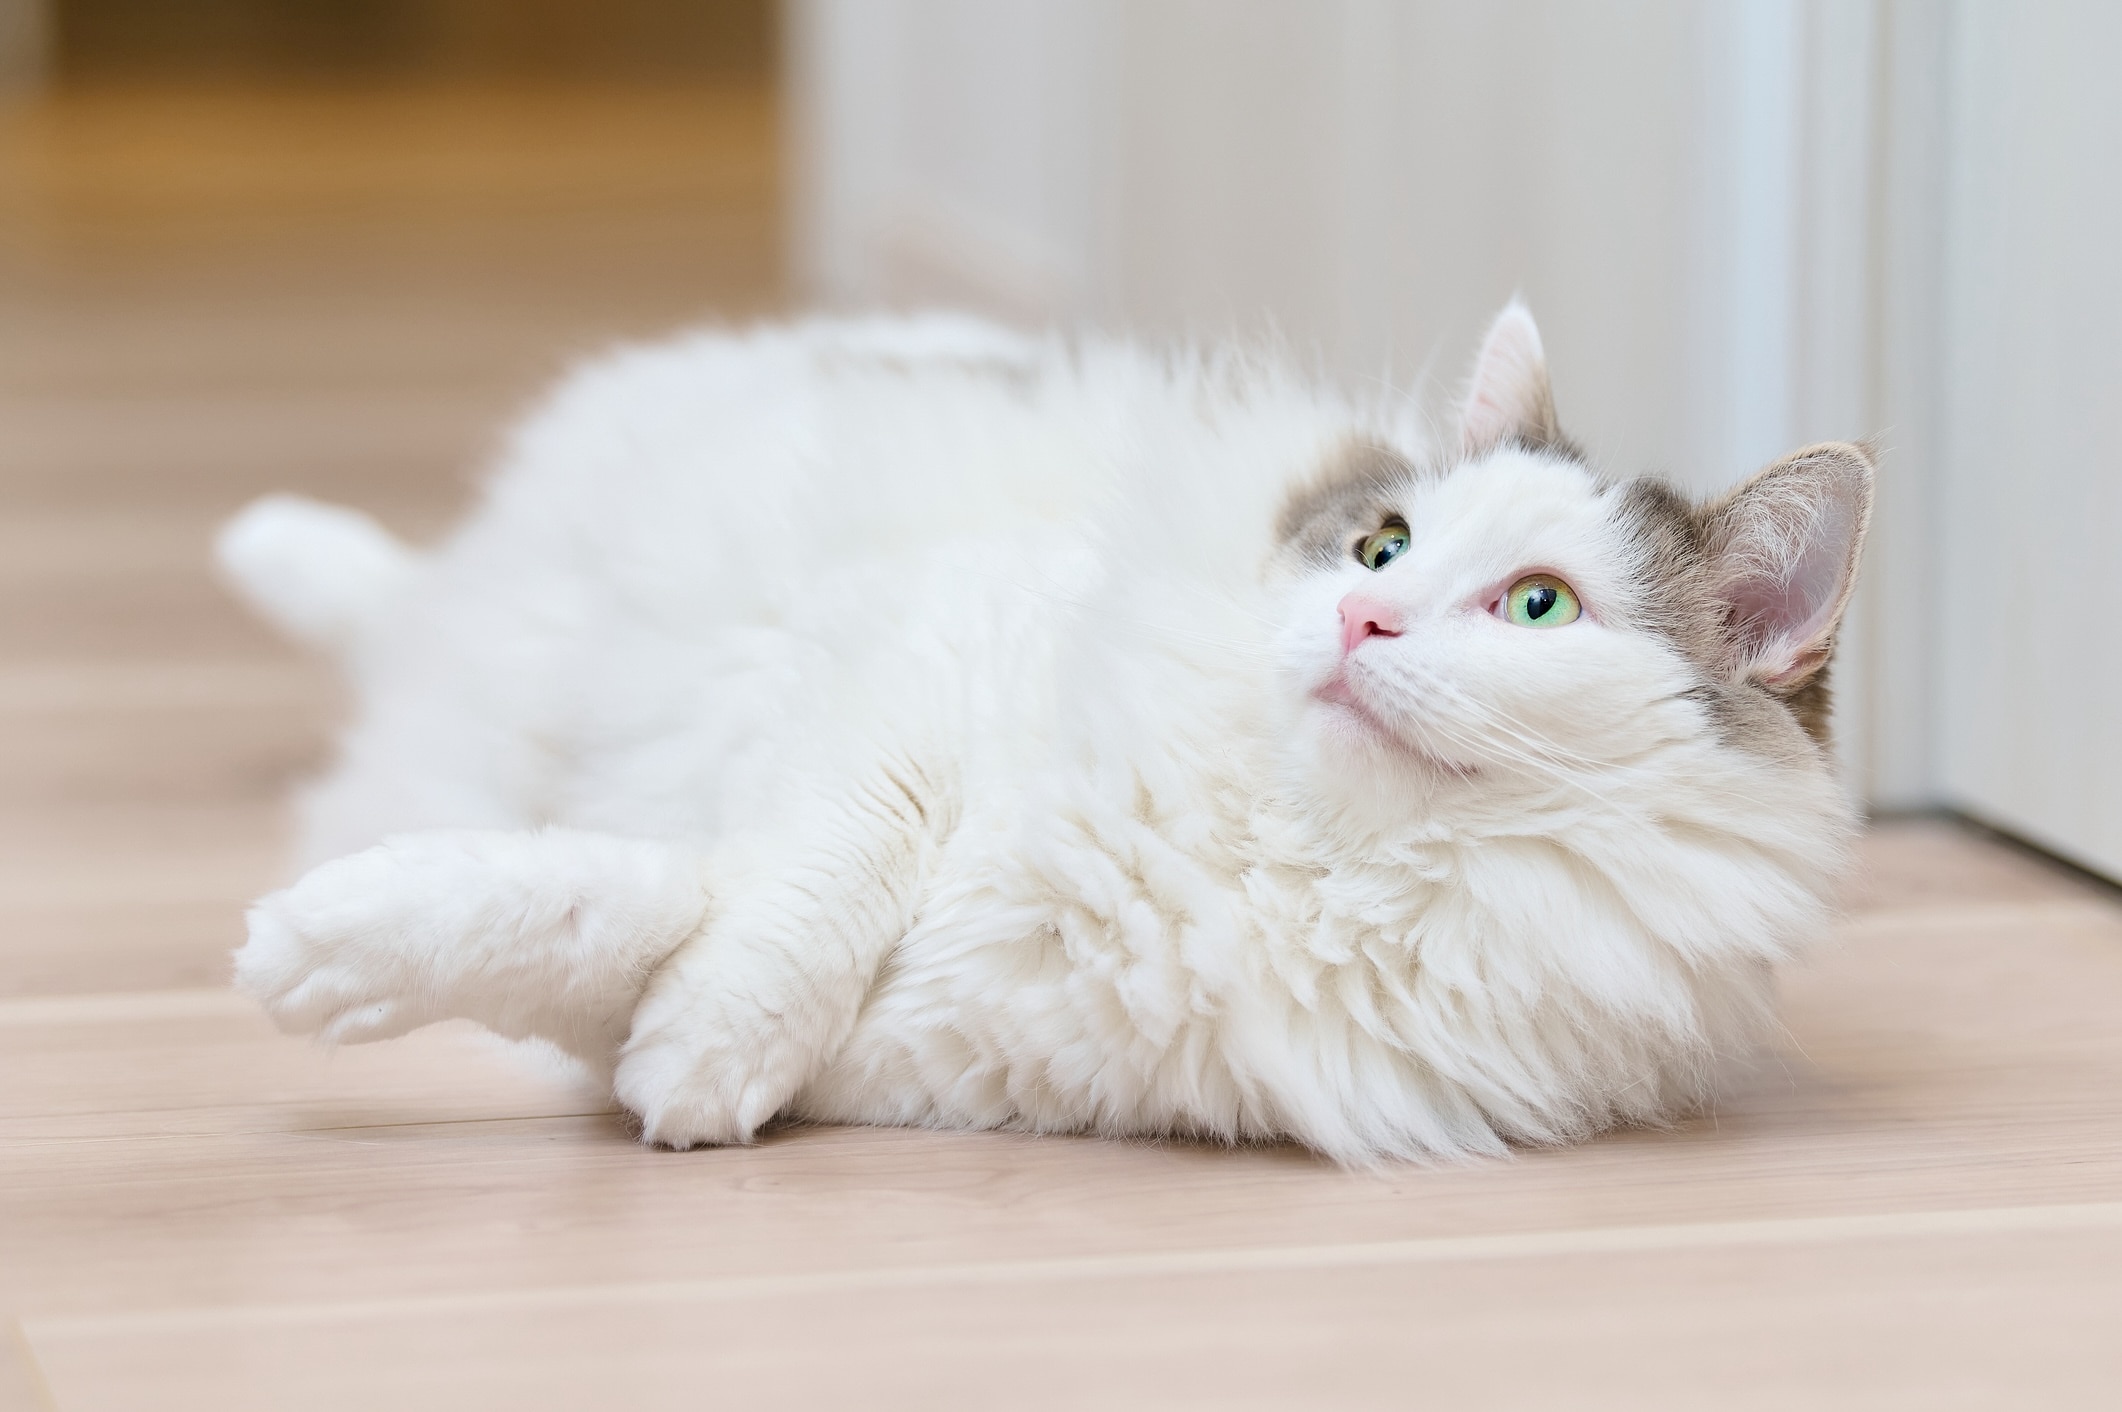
top-left (3, 83), bottom-right (2119, 1412)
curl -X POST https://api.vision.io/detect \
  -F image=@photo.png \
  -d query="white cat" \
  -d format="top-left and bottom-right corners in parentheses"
top-left (220, 304), bottom-right (1870, 1163)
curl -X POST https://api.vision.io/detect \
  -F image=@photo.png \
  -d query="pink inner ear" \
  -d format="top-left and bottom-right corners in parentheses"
top-left (1463, 386), bottom-right (1523, 451)
top-left (1727, 498), bottom-right (1856, 680)
top-left (1460, 304), bottom-right (1550, 454)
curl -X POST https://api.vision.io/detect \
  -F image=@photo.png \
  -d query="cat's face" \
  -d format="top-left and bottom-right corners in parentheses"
top-left (1276, 445), bottom-right (1693, 789)
top-left (1268, 304), bottom-right (1872, 810)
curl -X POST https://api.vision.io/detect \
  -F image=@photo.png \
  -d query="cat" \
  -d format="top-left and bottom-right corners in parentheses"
top-left (219, 303), bottom-right (1871, 1164)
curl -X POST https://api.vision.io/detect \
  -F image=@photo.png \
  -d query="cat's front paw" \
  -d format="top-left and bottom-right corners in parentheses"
top-left (234, 849), bottom-right (437, 1045)
top-left (611, 949), bottom-right (820, 1148)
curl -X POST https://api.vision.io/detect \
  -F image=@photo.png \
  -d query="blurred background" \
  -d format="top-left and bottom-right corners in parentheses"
top-left (3, 9), bottom-right (2120, 1407)
top-left (0, 0), bottom-right (781, 994)
top-left (0, 0), bottom-right (2116, 971)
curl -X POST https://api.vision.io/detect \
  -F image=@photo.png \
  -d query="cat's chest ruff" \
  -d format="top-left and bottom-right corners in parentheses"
top-left (1239, 840), bottom-right (1454, 969)
top-left (1230, 807), bottom-right (1623, 1002)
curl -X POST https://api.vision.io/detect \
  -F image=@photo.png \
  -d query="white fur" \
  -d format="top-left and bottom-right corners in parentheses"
top-left (217, 495), bottom-right (413, 653)
top-left (228, 312), bottom-right (1857, 1163)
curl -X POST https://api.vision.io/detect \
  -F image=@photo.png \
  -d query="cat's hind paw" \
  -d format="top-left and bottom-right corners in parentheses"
top-left (234, 850), bottom-right (438, 1045)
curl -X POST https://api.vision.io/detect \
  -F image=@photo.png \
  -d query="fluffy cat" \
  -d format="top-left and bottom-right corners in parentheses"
top-left (220, 304), bottom-right (1871, 1163)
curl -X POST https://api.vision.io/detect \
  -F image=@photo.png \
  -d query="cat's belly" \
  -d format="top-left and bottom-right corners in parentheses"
top-left (549, 533), bottom-right (1091, 841)
top-left (309, 527), bottom-right (1092, 856)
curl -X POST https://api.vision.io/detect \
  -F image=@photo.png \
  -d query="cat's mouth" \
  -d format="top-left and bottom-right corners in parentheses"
top-left (1311, 674), bottom-right (1477, 778)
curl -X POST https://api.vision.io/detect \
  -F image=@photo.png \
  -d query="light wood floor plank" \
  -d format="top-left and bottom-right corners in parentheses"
top-left (4, 895), bottom-right (2119, 1328)
top-left (24, 1221), bottom-right (2120, 1412)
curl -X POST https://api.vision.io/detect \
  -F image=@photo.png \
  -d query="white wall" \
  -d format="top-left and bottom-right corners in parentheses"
top-left (1929, 2), bottom-right (2122, 878)
top-left (793, 1), bottom-right (1727, 480)
top-left (789, 1), bottom-right (1897, 473)
top-left (787, 0), bottom-right (1114, 323)
top-left (786, 0), bottom-right (2122, 858)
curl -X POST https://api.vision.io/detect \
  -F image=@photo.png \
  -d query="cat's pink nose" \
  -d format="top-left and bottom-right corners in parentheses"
top-left (1338, 592), bottom-right (1403, 656)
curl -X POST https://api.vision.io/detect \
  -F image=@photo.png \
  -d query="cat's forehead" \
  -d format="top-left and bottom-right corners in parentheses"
top-left (1413, 445), bottom-right (1607, 526)
top-left (1274, 438), bottom-right (1608, 569)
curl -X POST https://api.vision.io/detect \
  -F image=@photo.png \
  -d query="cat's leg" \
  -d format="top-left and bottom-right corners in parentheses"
top-left (612, 757), bottom-right (939, 1148)
top-left (235, 828), bottom-right (709, 1077)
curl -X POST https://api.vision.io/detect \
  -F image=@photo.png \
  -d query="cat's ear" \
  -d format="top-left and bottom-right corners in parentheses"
top-left (1459, 300), bottom-right (1564, 456)
top-left (1701, 442), bottom-right (1874, 689)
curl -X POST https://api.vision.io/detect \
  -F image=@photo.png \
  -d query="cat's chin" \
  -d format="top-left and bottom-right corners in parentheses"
top-left (1308, 679), bottom-right (1477, 780)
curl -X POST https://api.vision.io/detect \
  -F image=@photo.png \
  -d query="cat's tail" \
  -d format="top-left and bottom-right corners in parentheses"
top-left (214, 495), bottom-right (416, 654)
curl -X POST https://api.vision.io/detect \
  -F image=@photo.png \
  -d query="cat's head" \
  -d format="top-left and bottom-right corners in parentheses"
top-left (1271, 302), bottom-right (1873, 818)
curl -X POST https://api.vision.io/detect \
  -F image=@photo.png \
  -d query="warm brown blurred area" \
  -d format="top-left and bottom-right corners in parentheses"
top-left (3, 0), bottom-right (781, 483)
top-left (0, 84), bottom-right (780, 505)
top-left (52, 0), bottom-right (775, 81)
top-left (0, 0), bottom-right (780, 999)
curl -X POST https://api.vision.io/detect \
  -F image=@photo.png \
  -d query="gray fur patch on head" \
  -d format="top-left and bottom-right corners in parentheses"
top-left (1273, 440), bottom-right (1420, 569)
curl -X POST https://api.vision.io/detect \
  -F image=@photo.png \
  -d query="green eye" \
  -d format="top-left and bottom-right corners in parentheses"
top-left (1505, 574), bottom-right (1581, 627)
top-left (1357, 524), bottom-right (1410, 571)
